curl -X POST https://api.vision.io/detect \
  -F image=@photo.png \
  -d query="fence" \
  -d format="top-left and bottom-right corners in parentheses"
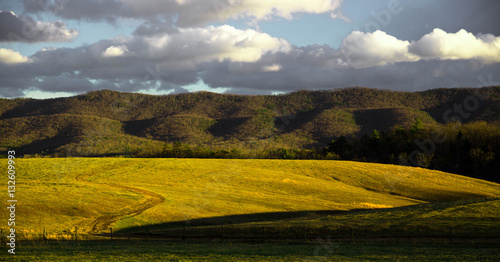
top-left (2, 225), bottom-right (497, 245)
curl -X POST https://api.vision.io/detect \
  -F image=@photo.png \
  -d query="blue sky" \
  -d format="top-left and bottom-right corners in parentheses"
top-left (1, 0), bottom-right (500, 99)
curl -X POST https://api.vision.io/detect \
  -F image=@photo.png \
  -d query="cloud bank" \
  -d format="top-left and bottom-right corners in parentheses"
top-left (1, 25), bottom-right (499, 97)
top-left (0, 11), bottom-right (77, 43)
top-left (341, 29), bottom-right (500, 69)
top-left (409, 28), bottom-right (500, 63)
top-left (22, 0), bottom-right (346, 26)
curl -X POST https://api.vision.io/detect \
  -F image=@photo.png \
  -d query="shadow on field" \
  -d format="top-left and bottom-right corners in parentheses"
top-left (114, 209), bottom-right (349, 235)
top-left (110, 198), bottom-right (500, 242)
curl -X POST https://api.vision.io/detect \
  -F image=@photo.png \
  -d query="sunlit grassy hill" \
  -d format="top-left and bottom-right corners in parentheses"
top-left (2, 158), bottom-right (499, 239)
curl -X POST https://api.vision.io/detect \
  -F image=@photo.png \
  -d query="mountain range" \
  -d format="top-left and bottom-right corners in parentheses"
top-left (1, 86), bottom-right (499, 157)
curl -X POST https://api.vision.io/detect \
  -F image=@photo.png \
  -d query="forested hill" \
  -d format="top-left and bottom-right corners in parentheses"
top-left (1, 86), bottom-right (499, 158)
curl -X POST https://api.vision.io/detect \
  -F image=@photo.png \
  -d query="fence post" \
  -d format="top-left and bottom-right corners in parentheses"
top-left (351, 228), bottom-right (354, 242)
top-left (146, 226), bottom-right (149, 240)
top-left (111, 228), bottom-right (113, 241)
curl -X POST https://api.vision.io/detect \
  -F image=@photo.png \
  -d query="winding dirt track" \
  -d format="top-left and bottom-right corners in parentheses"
top-left (75, 172), bottom-right (165, 234)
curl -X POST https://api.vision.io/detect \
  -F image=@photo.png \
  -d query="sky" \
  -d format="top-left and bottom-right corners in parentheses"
top-left (0, 0), bottom-right (500, 99)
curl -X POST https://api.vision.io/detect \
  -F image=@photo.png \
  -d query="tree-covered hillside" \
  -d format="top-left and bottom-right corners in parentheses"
top-left (1, 86), bottom-right (499, 181)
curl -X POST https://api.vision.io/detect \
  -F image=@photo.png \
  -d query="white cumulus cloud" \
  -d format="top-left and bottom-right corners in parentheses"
top-left (339, 30), bottom-right (419, 69)
top-left (139, 25), bottom-right (291, 69)
top-left (408, 28), bottom-right (500, 63)
top-left (102, 45), bottom-right (130, 57)
top-left (0, 48), bottom-right (29, 64)
top-left (338, 29), bottom-right (500, 69)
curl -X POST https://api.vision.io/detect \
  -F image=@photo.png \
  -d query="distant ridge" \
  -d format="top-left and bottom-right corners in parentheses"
top-left (1, 86), bottom-right (499, 156)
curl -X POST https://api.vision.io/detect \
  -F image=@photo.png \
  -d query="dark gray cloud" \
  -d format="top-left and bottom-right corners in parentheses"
top-left (132, 19), bottom-right (179, 36)
top-left (0, 77), bottom-right (30, 97)
top-left (2, 59), bottom-right (498, 98)
top-left (22, 0), bottom-right (122, 23)
top-left (203, 58), bottom-right (500, 95)
top-left (21, 0), bottom-right (345, 26)
top-left (382, 0), bottom-right (500, 41)
top-left (0, 11), bottom-right (77, 43)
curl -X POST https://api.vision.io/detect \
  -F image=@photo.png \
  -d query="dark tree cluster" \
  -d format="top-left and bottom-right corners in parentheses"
top-left (326, 120), bottom-right (500, 183)
top-left (159, 142), bottom-right (339, 160)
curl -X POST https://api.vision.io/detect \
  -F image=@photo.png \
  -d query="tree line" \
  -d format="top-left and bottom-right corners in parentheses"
top-left (155, 119), bottom-right (499, 183)
top-left (326, 120), bottom-right (499, 183)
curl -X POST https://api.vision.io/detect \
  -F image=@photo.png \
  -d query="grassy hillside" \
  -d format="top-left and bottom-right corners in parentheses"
top-left (2, 158), bottom-right (499, 239)
top-left (1, 87), bottom-right (499, 155)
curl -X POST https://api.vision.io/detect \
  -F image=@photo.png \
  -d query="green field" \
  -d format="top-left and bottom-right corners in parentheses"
top-left (2, 158), bottom-right (499, 237)
top-left (1, 158), bottom-right (500, 260)
top-left (5, 241), bottom-right (500, 261)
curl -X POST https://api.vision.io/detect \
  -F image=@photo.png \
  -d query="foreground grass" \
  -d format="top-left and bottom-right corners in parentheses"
top-left (1, 158), bottom-right (499, 260)
top-left (1, 158), bottom-right (499, 239)
top-left (4, 240), bottom-right (499, 261)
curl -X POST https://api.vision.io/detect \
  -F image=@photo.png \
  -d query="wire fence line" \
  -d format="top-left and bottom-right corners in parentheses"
top-left (2, 225), bottom-right (498, 245)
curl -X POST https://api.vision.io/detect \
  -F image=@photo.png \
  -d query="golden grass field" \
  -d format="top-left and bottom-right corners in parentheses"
top-left (2, 158), bottom-right (500, 240)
